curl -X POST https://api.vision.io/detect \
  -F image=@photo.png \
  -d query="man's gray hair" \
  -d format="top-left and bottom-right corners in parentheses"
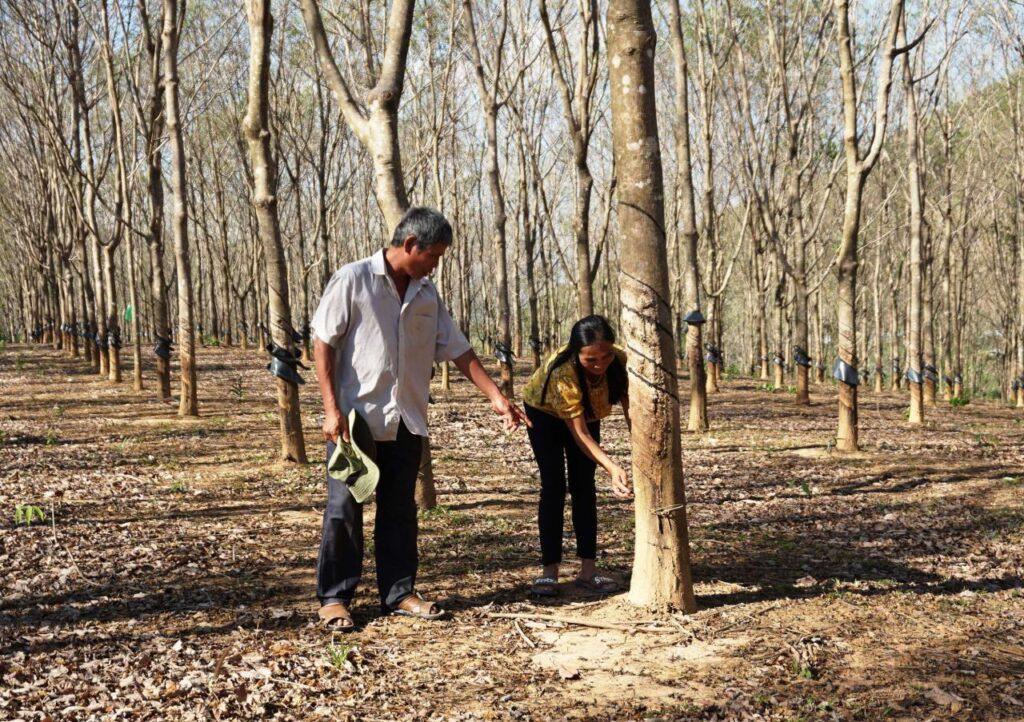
top-left (390, 207), bottom-right (453, 248)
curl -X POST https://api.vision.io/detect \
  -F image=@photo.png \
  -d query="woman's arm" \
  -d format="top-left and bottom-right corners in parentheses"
top-left (566, 416), bottom-right (632, 497)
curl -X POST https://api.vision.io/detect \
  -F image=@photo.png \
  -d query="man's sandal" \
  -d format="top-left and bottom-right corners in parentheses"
top-left (575, 575), bottom-right (619, 593)
top-left (393, 593), bottom-right (446, 620)
top-left (318, 602), bottom-right (355, 631)
top-left (530, 576), bottom-right (559, 597)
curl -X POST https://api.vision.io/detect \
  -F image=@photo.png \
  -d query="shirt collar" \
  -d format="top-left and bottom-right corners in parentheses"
top-left (373, 248), bottom-right (426, 297)
top-left (371, 249), bottom-right (388, 276)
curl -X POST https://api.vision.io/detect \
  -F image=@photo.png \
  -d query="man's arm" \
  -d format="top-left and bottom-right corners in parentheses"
top-left (314, 338), bottom-right (349, 443)
top-left (452, 349), bottom-right (531, 431)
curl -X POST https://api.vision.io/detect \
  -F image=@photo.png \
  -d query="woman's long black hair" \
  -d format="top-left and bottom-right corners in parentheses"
top-left (540, 315), bottom-right (627, 419)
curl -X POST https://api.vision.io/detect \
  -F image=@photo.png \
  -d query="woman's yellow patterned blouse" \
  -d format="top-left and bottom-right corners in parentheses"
top-left (522, 345), bottom-right (627, 421)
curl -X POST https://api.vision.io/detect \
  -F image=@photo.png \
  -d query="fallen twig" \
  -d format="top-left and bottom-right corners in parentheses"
top-left (513, 619), bottom-right (536, 649)
top-left (485, 611), bottom-right (675, 634)
top-left (712, 600), bottom-right (787, 634)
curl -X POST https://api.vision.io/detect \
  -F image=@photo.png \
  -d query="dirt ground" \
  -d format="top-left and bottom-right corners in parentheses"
top-left (1, 343), bottom-right (1023, 721)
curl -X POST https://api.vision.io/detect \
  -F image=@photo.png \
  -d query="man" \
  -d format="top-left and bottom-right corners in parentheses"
top-left (311, 207), bottom-right (528, 630)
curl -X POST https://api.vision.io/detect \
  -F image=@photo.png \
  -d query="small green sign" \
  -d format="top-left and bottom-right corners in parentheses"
top-left (123, 304), bottom-right (133, 322)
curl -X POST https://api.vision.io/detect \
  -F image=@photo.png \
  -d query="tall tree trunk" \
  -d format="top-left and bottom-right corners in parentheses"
top-left (464, 0), bottom-right (514, 397)
top-left (245, 0), bottom-right (307, 463)
top-left (834, 0), bottom-right (903, 451)
top-left (301, 0), bottom-right (444, 503)
top-left (102, 245), bottom-right (122, 383)
top-left (668, 0), bottom-right (708, 432)
top-left (539, 0), bottom-right (598, 317)
top-left (608, 0), bottom-right (695, 612)
top-left (872, 235), bottom-right (884, 393)
top-left (903, 18), bottom-right (925, 424)
top-left (922, 237), bottom-right (937, 405)
top-left (163, 0), bottom-right (198, 416)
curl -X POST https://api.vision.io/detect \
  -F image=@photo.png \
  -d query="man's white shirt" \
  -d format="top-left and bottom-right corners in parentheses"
top-left (310, 249), bottom-right (472, 441)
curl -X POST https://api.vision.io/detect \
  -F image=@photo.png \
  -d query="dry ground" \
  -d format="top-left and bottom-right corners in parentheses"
top-left (1, 343), bottom-right (1023, 721)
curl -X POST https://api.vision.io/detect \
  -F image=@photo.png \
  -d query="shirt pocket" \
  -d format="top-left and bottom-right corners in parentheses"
top-left (405, 310), bottom-right (437, 355)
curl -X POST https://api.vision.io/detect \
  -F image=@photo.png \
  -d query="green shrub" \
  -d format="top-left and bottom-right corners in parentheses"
top-left (327, 642), bottom-right (356, 670)
top-left (14, 504), bottom-right (46, 526)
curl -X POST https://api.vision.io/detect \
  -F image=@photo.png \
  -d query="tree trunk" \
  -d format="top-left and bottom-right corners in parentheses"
top-left (301, 0), bottom-right (442, 503)
top-left (608, 0), bottom-right (695, 612)
top-left (163, 0), bottom-right (198, 416)
top-left (102, 245), bottom-right (122, 383)
top-left (668, 0), bottom-right (707, 432)
top-left (834, 0), bottom-right (903, 451)
top-left (245, 0), bottom-right (307, 464)
top-left (464, 0), bottom-right (514, 397)
top-left (836, 172), bottom-right (862, 452)
top-left (903, 19), bottom-right (925, 424)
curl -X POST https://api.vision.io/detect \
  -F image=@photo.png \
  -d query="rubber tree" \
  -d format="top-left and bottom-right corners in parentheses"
top-left (463, 0), bottom-right (515, 397)
top-left (135, 0), bottom-right (173, 400)
top-left (161, 0), bottom-right (199, 415)
top-left (100, 0), bottom-right (141, 388)
top-left (833, 0), bottom-right (907, 451)
top-left (538, 0), bottom-right (600, 317)
top-left (300, 0), bottom-right (441, 507)
top-left (244, 0), bottom-right (307, 463)
top-left (607, 0), bottom-right (696, 612)
top-left (667, 0), bottom-right (707, 432)
top-left (903, 14), bottom-right (926, 425)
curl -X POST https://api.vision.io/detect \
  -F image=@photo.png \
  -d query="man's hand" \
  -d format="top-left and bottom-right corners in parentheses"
top-left (491, 394), bottom-right (531, 432)
top-left (323, 407), bottom-right (350, 444)
top-left (453, 350), bottom-right (531, 432)
top-left (608, 464), bottom-right (633, 499)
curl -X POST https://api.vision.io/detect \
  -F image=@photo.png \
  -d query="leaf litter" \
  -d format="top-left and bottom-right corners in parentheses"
top-left (0, 347), bottom-right (1022, 720)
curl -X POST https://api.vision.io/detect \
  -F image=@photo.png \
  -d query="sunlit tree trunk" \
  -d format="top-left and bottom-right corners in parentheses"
top-left (668, 0), bottom-right (707, 432)
top-left (245, 0), bottom-right (307, 463)
top-left (464, 0), bottom-right (514, 397)
top-left (163, 0), bottom-right (198, 415)
top-left (608, 0), bottom-right (695, 612)
top-left (833, 0), bottom-right (904, 451)
top-left (301, 0), bottom-right (443, 504)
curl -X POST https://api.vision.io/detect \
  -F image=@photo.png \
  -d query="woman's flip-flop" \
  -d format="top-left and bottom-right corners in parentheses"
top-left (575, 575), bottom-right (619, 593)
top-left (530, 576), bottom-right (559, 597)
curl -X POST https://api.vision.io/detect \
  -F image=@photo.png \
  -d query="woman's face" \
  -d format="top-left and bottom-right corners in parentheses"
top-left (578, 339), bottom-right (615, 377)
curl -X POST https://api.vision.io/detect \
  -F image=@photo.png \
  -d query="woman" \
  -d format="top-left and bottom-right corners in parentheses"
top-left (522, 315), bottom-right (632, 596)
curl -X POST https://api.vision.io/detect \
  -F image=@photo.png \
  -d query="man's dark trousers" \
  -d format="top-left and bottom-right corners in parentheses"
top-left (316, 419), bottom-right (423, 611)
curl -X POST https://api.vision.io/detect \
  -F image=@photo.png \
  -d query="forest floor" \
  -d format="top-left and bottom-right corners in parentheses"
top-left (1, 343), bottom-right (1023, 722)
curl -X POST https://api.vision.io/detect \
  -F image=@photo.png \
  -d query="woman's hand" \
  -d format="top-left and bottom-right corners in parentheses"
top-left (608, 464), bottom-right (633, 498)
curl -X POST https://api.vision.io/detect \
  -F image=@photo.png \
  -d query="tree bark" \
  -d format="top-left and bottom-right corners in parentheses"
top-left (668, 0), bottom-right (707, 432)
top-left (245, 0), bottom-right (307, 463)
top-left (834, 0), bottom-right (904, 451)
top-left (607, 0), bottom-right (695, 612)
top-left (902, 16), bottom-right (925, 424)
top-left (163, 0), bottom-right (198, 416)
top-left (463, 0), bottom-right (514, 397)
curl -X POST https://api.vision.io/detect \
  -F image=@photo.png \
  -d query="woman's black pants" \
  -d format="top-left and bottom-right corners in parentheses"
top-left (525, 405), bottom-right (600, 566)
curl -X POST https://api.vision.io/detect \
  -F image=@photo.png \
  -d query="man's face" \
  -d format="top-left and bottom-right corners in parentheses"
top-left (404, 237), bottom-right (449, 279)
